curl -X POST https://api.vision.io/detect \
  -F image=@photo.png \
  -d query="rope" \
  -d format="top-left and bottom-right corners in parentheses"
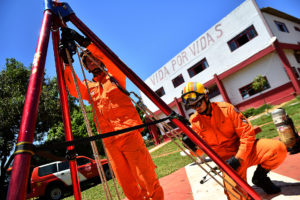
top-left (77, 48), bottom-right (115, 199)
top-left (65, 48), bottom-right (112, 200)
top-left (61, 16), bottom-right (113, 199)
top-left (76, 47), bottom-right (120, 199)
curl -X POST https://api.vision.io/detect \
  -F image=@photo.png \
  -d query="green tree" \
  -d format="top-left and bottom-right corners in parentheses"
top-left (135, 101), bottom-right (149, 137)
top-left (0, 58), bottom-right (77, 190)
top-left (46, 106), bottom-right (105, 158)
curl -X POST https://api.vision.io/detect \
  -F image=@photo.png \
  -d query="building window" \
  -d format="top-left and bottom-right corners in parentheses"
top-left (292, 67), bottom-right (300, 79)
top-left (297, 67), bottom-right (300, 78)
top-left (187, 58), bottom-right (209, 78)
top-left (172, 74), bottom-right (185, 88)
top-left (294, 50), bottom-right (300, 63)
top-left (295, 26), bottom-right (300, 32)
top-left (58, 161), bottom-right (70, 171)
top-left (155, 87), bottom-right (165, 97)
top-left (208, 84), bottom-right (220, 99)
top-left (227, 25), bottom-right (258, 52)
top-left (38, 164), bottom-right (58, 177)
top-left (274, 21), bottom-right (289, 33)
top-left (239, 77), bottom-right (270, 99)
top-left (77, 157), bottom-right (90, 166)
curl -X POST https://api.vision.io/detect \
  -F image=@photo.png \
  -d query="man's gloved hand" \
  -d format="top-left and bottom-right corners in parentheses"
top-left (61, 28), bottom-right (91, 47)
top-left (226, 156), bottom-right (241, 171)
top-left (176, 114), bottom-right (191, 126)
top-left (182, 134), bottom-right (197, 152)
top-left (59, 42), bottom-right (74, 64)
top-left (59, 28), bottom-right (83, 64)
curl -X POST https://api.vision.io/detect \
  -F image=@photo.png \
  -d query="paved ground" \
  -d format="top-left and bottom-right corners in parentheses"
top-left (159, 150), bottom-right (300, 200)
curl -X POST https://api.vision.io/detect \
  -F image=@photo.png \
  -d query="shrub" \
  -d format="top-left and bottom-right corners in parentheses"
top-left (242, 108), bottom-right (256, 118)
top-left (144, 139), bottom-right (154, 147)
top-left (253, 104), bottom-right (273, 115)
top-left (242, 104), bottom-right (273, 118)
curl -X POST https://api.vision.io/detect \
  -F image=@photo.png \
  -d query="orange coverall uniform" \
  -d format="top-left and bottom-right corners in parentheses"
top-left (190, 102), bottom-right (287, 200)
top-left (64, 43), bottom-right (163, 200)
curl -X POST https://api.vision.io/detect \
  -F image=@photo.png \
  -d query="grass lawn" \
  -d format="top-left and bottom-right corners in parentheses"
top-left (251, 96), bottom-right (300, 139)
top-left (151, 141), bottom-right (192, 179)
top-left (63, 96), bottom-right (300, 199)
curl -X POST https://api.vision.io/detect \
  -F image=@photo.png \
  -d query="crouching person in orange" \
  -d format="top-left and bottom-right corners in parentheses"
top-left (181, 82), bottom-right (287, 199)
top-left (59, 28), bottom-right (164, 200)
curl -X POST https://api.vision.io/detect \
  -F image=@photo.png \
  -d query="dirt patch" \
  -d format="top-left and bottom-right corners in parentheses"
top-left (149, 140), bottom-right (172, 153)
top-left (151, 150), bottom-right (181, 159)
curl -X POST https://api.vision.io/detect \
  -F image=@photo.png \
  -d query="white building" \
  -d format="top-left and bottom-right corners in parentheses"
top-left (140, 0), bottom-right (300, 125)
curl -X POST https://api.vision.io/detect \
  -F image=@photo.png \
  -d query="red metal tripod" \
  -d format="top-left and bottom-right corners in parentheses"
top-left (7, 1), bottom-right (261, 200)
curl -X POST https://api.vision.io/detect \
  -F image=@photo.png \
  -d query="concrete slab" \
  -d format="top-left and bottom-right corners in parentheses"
top-left (185, 161), bottom-right (300, 200)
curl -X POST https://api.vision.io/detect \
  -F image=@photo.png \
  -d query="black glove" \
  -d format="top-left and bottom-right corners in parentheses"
top-left (177, 114), bottom-right (191, 126)
top-left (59, 28), bottom-right (80, 64)
top-left (59, 42), bottom-right (74, 64)
top-left (226, 156), bottom-right (241, 171)
top-left (61, 28), bottom-right (91, 47)
top-left (182, 134), bottom-right (197, 151)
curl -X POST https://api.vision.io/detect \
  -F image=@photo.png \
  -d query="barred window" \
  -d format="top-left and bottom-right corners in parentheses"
top-left (172, 74), bottom-right (185, 88)
top-left (228, 25), bottom-right (258, 51)
top-left (155, 87), bottom-right (165, 97)
top-left (187, 58), bottom-right (209, 78)
top-left (275, 21), bottom-right (289, 33)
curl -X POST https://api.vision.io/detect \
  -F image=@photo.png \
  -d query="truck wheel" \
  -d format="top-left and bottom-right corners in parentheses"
top-left (105, 168), bottom-right (112, 180)
top-left (45, 184), bottom-right (64, 200)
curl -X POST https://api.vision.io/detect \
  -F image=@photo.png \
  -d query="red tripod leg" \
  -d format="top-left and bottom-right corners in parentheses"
top-left (52, 27), bottom-right (82, 200)
top-left (7, 10), bottom-right (52, 200)
top-left (69, 14), bottom-right (261, 200)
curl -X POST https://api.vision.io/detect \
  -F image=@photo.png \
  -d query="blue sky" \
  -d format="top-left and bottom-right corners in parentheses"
top-left (1, 0), bottom-right (299, 95)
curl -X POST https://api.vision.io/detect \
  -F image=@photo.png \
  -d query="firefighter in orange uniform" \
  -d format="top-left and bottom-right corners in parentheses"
top-left (59, 28), bottom-right (164, 200)
top-left (181, 82), bottom-right (287, 199)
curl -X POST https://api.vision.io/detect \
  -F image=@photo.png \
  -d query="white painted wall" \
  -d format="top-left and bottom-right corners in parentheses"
top-left (262, 12), bottom-right (300, 44)
top-left (210, 94), bottom-right (224, 103)
top-left (223, 53), bottom-right (290, 105)
top-left (285, 49), bottom-right (300, 69)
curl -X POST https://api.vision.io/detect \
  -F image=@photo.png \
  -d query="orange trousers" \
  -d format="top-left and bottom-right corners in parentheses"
top-left (223, 139), bottom-right (287, 200)
top-left (104, 132), bottom-right (164, 200)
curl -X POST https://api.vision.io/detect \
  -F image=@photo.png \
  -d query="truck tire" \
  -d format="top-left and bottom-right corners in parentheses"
top-left (45, 184), bottom-right (64, 200)
top-left (105, 168), bottom-right (112, 180)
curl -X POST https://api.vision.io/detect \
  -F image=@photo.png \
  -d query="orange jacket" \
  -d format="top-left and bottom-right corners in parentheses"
top-left (190, 102), bottom-right (255, 161)
top-left (64, 43), bottom-right (143, 143)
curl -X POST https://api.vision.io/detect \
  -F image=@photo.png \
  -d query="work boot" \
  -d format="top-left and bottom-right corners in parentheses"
top-left (252, 165), bottom-right (281, 194)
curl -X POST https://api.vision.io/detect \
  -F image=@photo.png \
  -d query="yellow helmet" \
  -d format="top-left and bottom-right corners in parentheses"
top-left (181, 82), bottom-right (207, 104)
